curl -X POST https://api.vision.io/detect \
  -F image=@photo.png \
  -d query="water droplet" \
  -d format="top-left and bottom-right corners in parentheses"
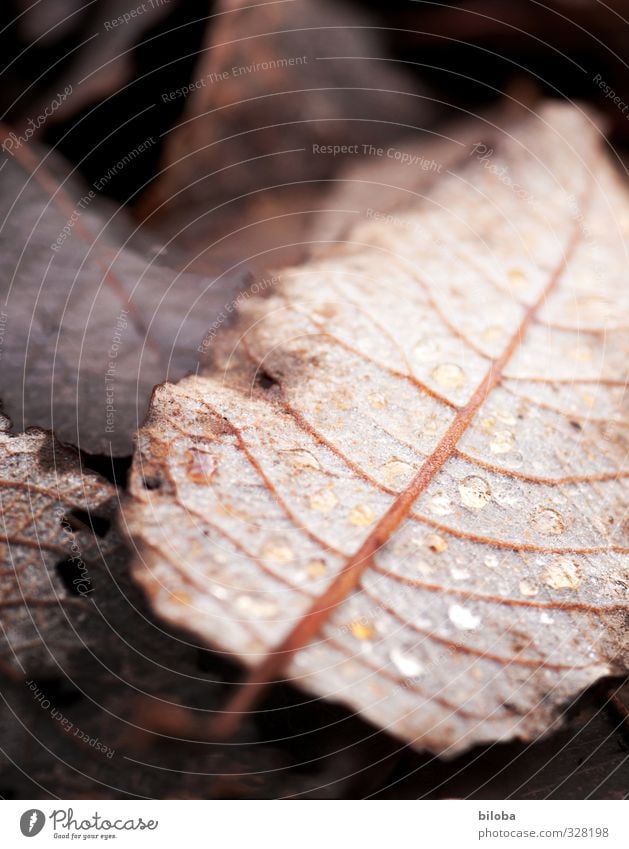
top-left (573, 296), bottom-right (612, 322)
top-left (171, 591), bottom-right (192, 606)
top-left (496, 409), bottom-right (517, 426)
top-left (519, 579), bottom-right (539, 597)
top-left (368, 392), bottom-right (388, 409)
top-left (572, 345), bottom-right (592, 363)
top-left (390, 647), bottom-right (424, 678)
top-left (261, 542), bottom-right (294, 564)
top-left (428, 492), bottom-right (453, 516)
top-left (484, 554), bottom-right (498, 568)
top-left (307, 560), bottom-right (327, 579)
top-left (426, 533), bottom-right (448, 553)
top-left (483, 326), bottom-right (503, 342)
top-left (349, 620), bottom-right (376, 640)
top-left (310, 488), bottom-right (338, 512)
top-left (382, 457), bottom-right (413, 486)
top-left (459, 475), bottom-right (491, 509)
top-left (532, 507), bottom-right (566, 535)
top-left (186, 449), bottom-right (217, 483)
top-left (314, 302), bottom-right (338, 320)
top-left (544, 557), bottom-right (580, 590)
top-left (432, 362), bottom-right (466, 389)
top-left (416, 559), bottom-right (434, 576)
top-left (448, 604), bottom-right (481, 630)
top-left (452, 567), bottom-right (471, 580)
top-left (490, 429), bottom-right (515, 454)
top-left (508, 268), bottom-right (527, 290)
top-left (283, 448), bottom-right (321, 470)
top-left (423, 414), bottom-right (439, 436)
top-left (349, 504), bottom-right (375, 526)
top-left (236, 594), bottom-right (278, 618)
top-left (413, 339), bottom-right (439, 363)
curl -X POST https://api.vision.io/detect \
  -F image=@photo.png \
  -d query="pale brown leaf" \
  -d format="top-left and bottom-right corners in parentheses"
top-left (124, 102), bottom-right (629, 756)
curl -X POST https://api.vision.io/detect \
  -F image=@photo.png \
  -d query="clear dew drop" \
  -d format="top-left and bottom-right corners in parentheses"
top-left (428, 492), bottom-right (453, 516)
top-left (307, 560), bottom-right (327, 579)
top-left (390, 647), bottom-right (424, 678)
top-left (426, 533), bottom-right (448, 553)
top-left (261, 541), bottom-right (294, 564)
top-left (416, 559), bottom-right (435, 577)
top-left (484, 554), bottom-right (499, 568)
top-left (496, 409), bottom-right (517, 426)
top-left (283, 448), bottom-right (321, 471)
top-left (519, 579), bottom-right (539, 597)
top-left (572, 345), bottom-right (592, 363)
top-left (382, 457), bottom-right (413, 486)
top-left (543, 557), bottom-right (581, 590)
top-left (483, 326), bottom-right (503, 342)
top-left (459, 475), bottom-right (492, 509)
top-left (531, 507), bottom-right (566, 536)
top-left (170, 591), bottom-right (193, 606)
top-left (368, 392), bottom-right (388, 409)
top-left (448, 604), bottom-right (481, 630)
top-left (490, 429), bottom-right (516, 454)
top-left (185, 448), bottom-right (217, 483)
top-left (431, 362), bottom-right (466, 389)
top-left (508, 268), bottom-right (527, 290)
top-left (309, 488), bottom-right (338, 513)
top-left (349, 620), bottom-right (376, 641)
top-left (412, 339), bottom-right (439, 363)
top-left (235, 594), bottom-right (279, 619)
top-left (349, 503), bottom-right (376, 526)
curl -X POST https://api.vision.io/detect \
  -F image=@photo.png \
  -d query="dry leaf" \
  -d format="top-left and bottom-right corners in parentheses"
top-left (0, 436), bottom-right (333, 799)
top-left (0, 134), bottom-right (245, 455)
top-left (0, 415), bottom-right (120, 676)
top-left (124, 102), bottom-right (628, 755)
top-left (14, 0), bottom-right (86, 45)
top-left (17, 0), bottom-right (182, 125)
top-left (137, 0), bottom-right (432, 272)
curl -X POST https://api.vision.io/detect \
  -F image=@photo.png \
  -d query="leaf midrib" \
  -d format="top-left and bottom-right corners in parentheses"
top-left (207, 170), bottom-right (594, 738)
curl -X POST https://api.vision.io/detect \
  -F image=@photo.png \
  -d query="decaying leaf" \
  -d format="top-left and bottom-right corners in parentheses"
top-left (16, 0), bottom-right (182, 125)
top-left (14, 0), bottom-right (86, 45)
top-left (0, 415), bottom-right (120, 676)
top-left (0, 134), bottom-right (245, 455)
top-left (137, 0), bottom-right (432, 273)
top-left (124, 101), bottom-right (628, 756)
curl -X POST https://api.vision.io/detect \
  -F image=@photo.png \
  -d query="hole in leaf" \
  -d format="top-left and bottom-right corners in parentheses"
top-left (30, 677), bottom-right (84, 708)
top-left (80, 452), bottom-right (132, 488)
top-left (65, 508), bottom-right (110, 537)
top-left (256, 369), bottom-right (279, 391)
top-left (141, 475), bottom-right (162, 491)
top-left (55, 558), bottom-right (93, 597)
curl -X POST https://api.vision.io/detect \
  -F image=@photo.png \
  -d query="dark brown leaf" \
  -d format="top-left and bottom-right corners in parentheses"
top-left (137, 0), bottom-right (433, 273)
top-left (0, 134), bottom-right (245, 455)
